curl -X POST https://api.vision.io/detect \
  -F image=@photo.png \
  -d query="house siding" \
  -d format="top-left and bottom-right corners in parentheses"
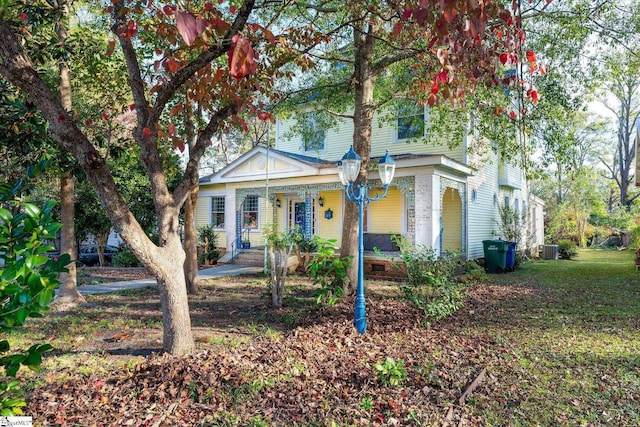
top-left (368, 187), bottom-right (403, 234)
top-left (318, 190), bottom-right (342, 243)
top-left (466, 152), bottom-right (500, 259)
top-left (195, 195), bottom-right (210, 229)
top-left (276, 112), bottom-right (465, 162)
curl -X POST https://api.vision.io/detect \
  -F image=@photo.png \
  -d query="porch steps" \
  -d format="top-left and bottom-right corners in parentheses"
top-left (232, 248), bottom-right (265, 267)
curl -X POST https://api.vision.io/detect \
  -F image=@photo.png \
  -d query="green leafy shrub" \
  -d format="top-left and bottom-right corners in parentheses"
top-left (306, 236), bottom-right (351, 306)
top-left (0, 193), bottom-right (69, 415)
top-left (392, 235), bottom-right (466, 322)
top-left (558, 240), bottom-right (578, 259)
top-left (198, 225), bottom-right (221, 265)
top-left (373, 357), bottom-right (407, 386)
top-left (111, 248), bottom-right (142, 267)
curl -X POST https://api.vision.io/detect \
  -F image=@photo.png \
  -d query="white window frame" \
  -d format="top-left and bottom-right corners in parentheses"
top-left (301, 114), bottom-right (326, 153)
top-left (242, 195), bottom-right (260, 230)
top-left (210, 196), bottom-right (226, 230)
top-left (393, 104), bottom-right (428, 142)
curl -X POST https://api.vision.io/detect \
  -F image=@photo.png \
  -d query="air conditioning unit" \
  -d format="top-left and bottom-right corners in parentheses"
top-left (542, 244), bottom-right (559, 260)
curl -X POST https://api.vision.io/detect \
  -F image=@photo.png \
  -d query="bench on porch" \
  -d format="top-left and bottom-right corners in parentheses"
top-left (363, 233), bottom-right (400, 252)
top-left (362, 233), bottom-right (404, 279)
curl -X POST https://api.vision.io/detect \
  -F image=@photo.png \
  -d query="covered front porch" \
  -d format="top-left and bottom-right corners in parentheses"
top-left (197, 146), bottom-right (472, 265)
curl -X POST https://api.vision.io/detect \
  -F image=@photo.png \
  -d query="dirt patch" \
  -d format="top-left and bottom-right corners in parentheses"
top-left (77, 267), bottom-right (153, 286)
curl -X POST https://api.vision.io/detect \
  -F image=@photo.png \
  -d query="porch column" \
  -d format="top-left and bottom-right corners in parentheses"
top-left (304, 193), bottom-right (313, 239)
top-left (414, 173), bottom-right (440, 250)
top-left (225, 189), bottom-right (237, 251)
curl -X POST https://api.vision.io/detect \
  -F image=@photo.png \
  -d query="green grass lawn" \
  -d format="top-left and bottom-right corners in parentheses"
top-left (470, 249), bottom-right (640, 426)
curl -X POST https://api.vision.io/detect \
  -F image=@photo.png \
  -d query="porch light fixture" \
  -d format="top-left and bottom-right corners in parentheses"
top-left (275, 198), bottom-right (281, 208)
top-left (318, 196), bottom-right (324, 207)
top-left (338, 147), bottom-right (395, 334)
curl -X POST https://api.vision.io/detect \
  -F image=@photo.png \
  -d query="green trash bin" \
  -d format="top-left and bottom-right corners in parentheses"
top-left (483, 239), bottom-right (508, 273)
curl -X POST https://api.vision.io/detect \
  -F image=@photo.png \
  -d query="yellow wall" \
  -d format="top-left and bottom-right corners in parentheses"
top-left (368, 187), bottom-right (403, 234)
top-left (318, 190), bottom-right (342, 242)
top-left (442, 188), bottom-right (462, 251)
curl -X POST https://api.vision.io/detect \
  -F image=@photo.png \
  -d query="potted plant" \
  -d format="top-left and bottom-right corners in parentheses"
top-left (242, 240), bottom-right (251, 249)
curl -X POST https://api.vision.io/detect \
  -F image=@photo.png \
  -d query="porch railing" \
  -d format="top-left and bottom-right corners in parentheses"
top-left (230, 228), bottom-right (251, 264)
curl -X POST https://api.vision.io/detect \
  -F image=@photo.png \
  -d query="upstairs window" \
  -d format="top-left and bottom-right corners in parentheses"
top-left (211, 196), bottom-right (225, 229)
top-left (396, 102), bottom-right (426, 141)
top-left (242, 195), bottom-right (259, 229)
top-left (301, 113), bottom-right (326, 152)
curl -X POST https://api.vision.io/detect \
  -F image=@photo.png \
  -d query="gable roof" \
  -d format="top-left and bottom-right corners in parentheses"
top-left (200, 146), bottom-right (335, 184)
top-left (200, 146), bottom-right (473, 185)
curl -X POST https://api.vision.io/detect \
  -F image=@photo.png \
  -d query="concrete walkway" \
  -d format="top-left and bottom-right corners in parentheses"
top-left (77, 264), bottom-right (264, 295)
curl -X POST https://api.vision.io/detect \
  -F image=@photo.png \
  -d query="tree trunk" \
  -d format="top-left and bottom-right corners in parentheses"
top-left (52, 0), bottom-right (84, 309)
top-left (55, 173), bottom-right (86, 308)
top-left (268, 245), bottom-right (288, 308)
top-left (97, 229), bottom-right (109, 267)
top-left (184, 185), bottom-right (199, 294)
top-left (156, 239), bottom-right (196, 355)
top-left (340, 22), bottom-right (376, 295)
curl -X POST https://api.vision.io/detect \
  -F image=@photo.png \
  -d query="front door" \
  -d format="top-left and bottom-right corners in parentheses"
top-left (294, 202), bottom-right (306, 232)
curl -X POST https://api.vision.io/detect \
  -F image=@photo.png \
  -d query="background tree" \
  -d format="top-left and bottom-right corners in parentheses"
top-left (597, 52), bottom-right (640, 211)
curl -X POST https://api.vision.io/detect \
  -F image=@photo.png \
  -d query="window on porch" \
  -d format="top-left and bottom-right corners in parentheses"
top-left (211, 196), bottom-right (225, 229)
top-left (243, 195), bottom-right (259, 229)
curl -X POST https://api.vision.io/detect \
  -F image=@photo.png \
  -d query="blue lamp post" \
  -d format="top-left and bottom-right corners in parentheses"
top-left (338, 146), bottom-right (395, 333)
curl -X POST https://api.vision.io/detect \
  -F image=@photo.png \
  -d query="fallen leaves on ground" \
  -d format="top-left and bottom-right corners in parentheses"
top-left (27, 283), bottom-right (527, 426)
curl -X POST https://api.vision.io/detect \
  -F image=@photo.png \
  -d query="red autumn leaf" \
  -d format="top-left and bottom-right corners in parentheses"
top-left (499, 53), bottom-right (509, 65)
top-left (431, 81), bottom-right (439, 94)
top-left (494, 107), bottom-right (504, 115)
top-left (228, 34), bottom-right (257, 80)
top-left (93, 380), bottom-right (105, 388)
top-left (58, 114), bottom-right (66, 122)
top-left (230, 5), bottom-right (237, 13)
top-left (85, 118), bottom-right (93, 127)
top-left (402, 9), bottom-right (413, 19)
top-left (125, 20), bottom-right (137, 38)
top-left (509, 111), bottom-right (516, 119)
top-left (163, 5), bottom-right (175, 16)
top-left (263, 27), bottom-right (276, 43)
top-left (175, 10), bottom-right (208, 46)
top-left (257, 111), bottom-right (274, 123)
top-left (443, 6), bottom-right (458, 24)
top-left (142, 127), bottom-right (151, 138)
top-left (129, 104), bottom-right (135, 111)
top-left (168, 122), bottom-right (176, 136)
top-left (392, 21), bottom-right (403, 37)
top-left (101, 113), bottom-right (109, 121)
top-left (19, 13), bottom-right (27, 21)
top-left (497, 29), bottom-right (503, 38)
top-left (530, 90), bottom-right (538, 103)
top-left (173, 140), bottom-right (185, 152)
top-left (106, 39), bottom-right (116, 57)
top-left (166, 57), bottom-right (180, 73)
top-left (427, 93), bottom-right (438, 107)
top-left (526, 50), bottom-right (536, 63)
top-left (436, 71), bottom-right (448, 84)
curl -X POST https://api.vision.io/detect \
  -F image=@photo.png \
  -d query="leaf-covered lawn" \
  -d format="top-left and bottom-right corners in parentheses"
top-left (13, 249), bottom-right (640, 425)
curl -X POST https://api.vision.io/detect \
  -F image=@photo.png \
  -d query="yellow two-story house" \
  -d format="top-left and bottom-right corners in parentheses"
top-left (195, 106), bottom-right (544, 264)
